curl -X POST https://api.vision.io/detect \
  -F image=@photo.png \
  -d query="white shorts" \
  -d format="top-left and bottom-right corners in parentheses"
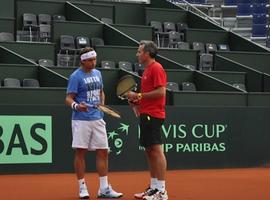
top-left (71, 119), bottom-right (108, 151)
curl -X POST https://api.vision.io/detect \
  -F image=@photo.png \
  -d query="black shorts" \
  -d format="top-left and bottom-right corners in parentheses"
top-left (139, 114), bottom-right (164, 147)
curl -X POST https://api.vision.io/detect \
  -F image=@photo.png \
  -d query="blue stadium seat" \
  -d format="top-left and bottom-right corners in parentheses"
top-left (252, 24), bottom-right (267, 38)
top-left (237, 3), bottom-right (252, 16)
top-left (252, 3), bottom-right (268, 14)
top-left (253, 14), bottom-right (267, 25)
top-left (224, 0), bottom-right (237, 6)
top-left (237, 0), bottom-right (252, 4)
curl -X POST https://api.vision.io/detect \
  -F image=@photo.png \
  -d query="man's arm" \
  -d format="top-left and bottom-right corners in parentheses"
top-left (65, 93), bottom-right (88, 112)
top-left (127, 86), bottom-right (166, 101)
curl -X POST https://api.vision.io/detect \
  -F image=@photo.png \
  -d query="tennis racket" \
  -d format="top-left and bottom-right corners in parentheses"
top-left (85, 103), bottom-right (121, 118)
top-left (116, 75), bottom-right (139, 117)
top-left (116, 75), bottom-right (137, 100)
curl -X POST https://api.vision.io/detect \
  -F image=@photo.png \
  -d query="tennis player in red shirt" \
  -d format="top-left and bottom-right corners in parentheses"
top-left (127, 40), bottom-right (168, 200)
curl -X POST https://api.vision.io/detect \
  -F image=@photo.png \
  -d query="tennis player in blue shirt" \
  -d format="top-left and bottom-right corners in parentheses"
top-left (66, 47), bottom-right (123, 199)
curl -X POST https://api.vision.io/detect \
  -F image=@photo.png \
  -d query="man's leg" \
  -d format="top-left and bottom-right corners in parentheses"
top-left (96, 149), bottom-right (123, 198)
top-left (74, 148), bottom-right (89, 199)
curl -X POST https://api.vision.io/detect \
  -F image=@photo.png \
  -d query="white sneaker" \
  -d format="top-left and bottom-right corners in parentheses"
top-left (134, 187), bottom-right (158, 199)
top-left (97, 184), bottom-right (123, 198)
top-left (79, 184), bottom-right (89, 199)
top-left (143, 190), bottom-right (168, 200)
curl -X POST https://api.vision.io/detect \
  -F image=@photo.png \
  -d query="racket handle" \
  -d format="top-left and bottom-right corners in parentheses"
top-left (132, 105), bottom-right (139, 118)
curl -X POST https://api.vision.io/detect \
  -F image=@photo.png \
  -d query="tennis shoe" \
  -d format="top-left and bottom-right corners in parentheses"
top-left (134, 187), bottom-right (158, 199)
top-left (79, 183), bottom-right (89, 199)
top-left (142, 190), bottom-right (168, 200)
top-left (97, 184), bottom-right (123, 198)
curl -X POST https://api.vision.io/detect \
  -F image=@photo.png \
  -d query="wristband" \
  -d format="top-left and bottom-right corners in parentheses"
top-left (137, 93), bottom-right (142, 100)
top-left (71, 102), bottom-right (78, 110)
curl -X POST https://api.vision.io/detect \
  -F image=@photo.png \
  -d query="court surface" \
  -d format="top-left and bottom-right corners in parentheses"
top-left (1, 167), bottom-right (270, 200)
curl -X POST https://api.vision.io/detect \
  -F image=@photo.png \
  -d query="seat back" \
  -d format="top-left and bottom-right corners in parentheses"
top-left (52, 15), bottom-right (66, 21)
top-left (23, 13), bottom-right (37, 28)
top-left (168, 31), bottom-right (181, 48)
top-left (101, 61), bottom-right (116, 69)
top-left (118, 61), bottom-right (133, 71)
top-left (218, 44), bottom-right (230, 51)
top-left (176, 22), bottom-right (188, 33)
top-left (205, 43), bottom-right (217, 54)
top-left (22, 78), bottom-right (40, 87)
top-left (4, 78), bottom-right (21, 88)
top-left (38, 14), bottom-right (51, 25)
top-left (0, 32), bottom-right (14, 42)
top-left (224, 0), bottom-right (237, 5)
top-left (75, 36), bottom-right (90, 49)
top-left (91, 37), bottom-right (104, 48)
top-left (199, 53), bottom-right (213, 71)
top-left (60, 35), bottom-right (75, 50)
top-left (252, 24), bottom-right (267, 37)
top-left (177, 42), bottom-right (190, 50)
top-left (193, 42), bottom-right (205, 54)
top-left (150, 21), bottom-right (163, 32)
top-left (237, 3), bottom-right (252, 16)
top-left (39, 24), bottom-right (51, 41)
top-left (166, 82), bottom-right (179, 92)
top-left (181, 82), bottom-right (196, 91)
top-left (38, 59), bottom-right (54, 67)
top-left (163, 22), bottom-right (176, 32)
top-left (253, 13), bottom-right (267, 25)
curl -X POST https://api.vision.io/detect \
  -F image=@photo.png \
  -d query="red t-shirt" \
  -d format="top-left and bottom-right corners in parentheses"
top-left (139, 61), bottom-right (167, 119)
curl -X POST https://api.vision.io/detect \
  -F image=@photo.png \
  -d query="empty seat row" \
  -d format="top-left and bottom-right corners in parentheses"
top-left (179, 42), bottom-right (230, 53)
top-left (101, 61), bottom-right (144, 75)
top-left (167, 81), bottom-right (197, 92)
top-left (59, 35), bottom-right (104, 52)
top-left (1, 78), bottom-right (40, 88)
top-left (150, 21), bottom-right (188, 47)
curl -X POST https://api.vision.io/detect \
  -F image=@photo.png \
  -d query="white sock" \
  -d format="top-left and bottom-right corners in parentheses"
top-left (156, 180), bottom-right (165, 192)
top-left (99, 176), bottom-right (109, 190)
top-left (78, 178), bottom-right (86, 188)
top-left (150, 178), bottom-right (158, 189)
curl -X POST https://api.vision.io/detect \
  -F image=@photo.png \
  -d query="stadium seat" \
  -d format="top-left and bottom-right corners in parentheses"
top-left (22, 78), bottom-right (40, 87)
top-left (101, 17), bottom-right (113, 24)
top-left (224, 0), bottom-right (237, 6)
top-left (176, 22), bottom-right (187, 41)
top-left (253, 14), bottom-right (267, 25)
top-left (52, 15), bottom-right (66, 21)
top-left (181, 82), bottom-right (196, 91)
top-left (205, 43), bottom-right (217, 54)
top-left (58, 35), bottom-right (76, 67)
top-left (218, 44), bottom-right (230, 51)
top-left (3, 78), bottom-right (21, 88)
top-left (163, 22), bottom-right (176, 32)
top-left (38, 59), bottom-right (54, 67)
top-left (38, 14), bottom-right (51, 25)
top-left (22, 13), bottom-right (38, 41)
top-left (251, 24), bottom-right (267, 38)
top-left (199, 53), bottom-right (213, 71)
top-left (236, 3), bottom-right (252, 16)
top-left (192, 42), bottom-right (205, 55)
top-left (252, 3), bottom-right (268, 15)
top-left (166, 82), bottom-right (179, 92)
top-left (91, 37), bottom-right (104, 48)
top-left (168, 31), bottom-right (182, 48)
top-left (0, 32), bottom-right (14, 42)
top-left (75, 36), bottom-right (90, 49)
top-left (177, 42), bottom-right (190, 50)
top-left (150, 21), bottom-right (163, 47)
top-left (118, 61), bottom-right (133, 72)
top-left (134, 63), bottom-right (144, 76)
top-left (39, 24), bottom-right (51, 42)
top-left (101, 61), bottom-right (116, 69)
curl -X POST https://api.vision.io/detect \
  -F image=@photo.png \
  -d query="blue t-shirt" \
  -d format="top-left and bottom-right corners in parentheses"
top-left (67, 68), bottom-right (104, 120)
